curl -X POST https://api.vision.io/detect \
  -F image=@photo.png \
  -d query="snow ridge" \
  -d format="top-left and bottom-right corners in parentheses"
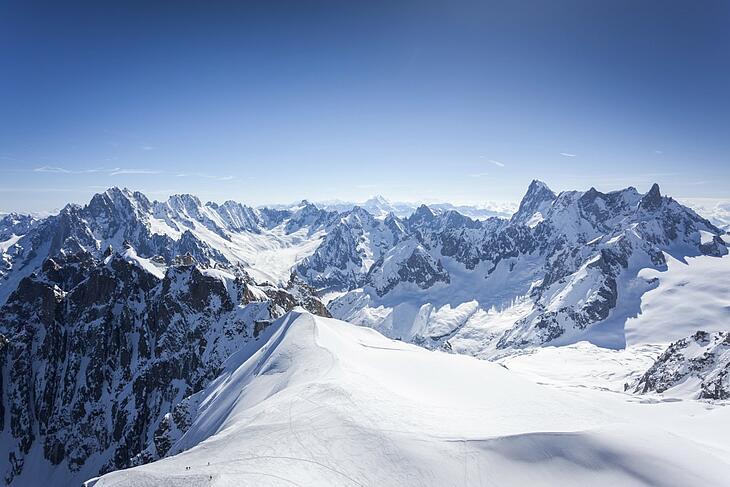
top-left (88, 312), bottom-right (730, 487)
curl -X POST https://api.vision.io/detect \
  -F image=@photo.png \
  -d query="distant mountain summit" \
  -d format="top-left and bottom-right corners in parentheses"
top-left (312, 194), bottom-right (517, 220)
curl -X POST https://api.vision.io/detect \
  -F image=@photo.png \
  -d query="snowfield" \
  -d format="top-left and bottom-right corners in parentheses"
top-left (625, 252), bottom-right (730, 346)
top-left (87, 311), bottom-right (730, 487)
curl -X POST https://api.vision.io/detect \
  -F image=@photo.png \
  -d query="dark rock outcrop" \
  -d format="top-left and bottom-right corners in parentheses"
top-left (633, 331), bottom-right (730, 400)
top-left (0, 249), bottom-right (329, 484)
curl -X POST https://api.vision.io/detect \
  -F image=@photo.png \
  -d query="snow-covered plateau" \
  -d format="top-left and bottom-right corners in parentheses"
top-left (0, 182), bottom-right (728, 486)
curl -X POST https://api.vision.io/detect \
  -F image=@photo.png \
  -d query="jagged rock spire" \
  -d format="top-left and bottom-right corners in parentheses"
top-left (640, 183), bottom-right (662, 211)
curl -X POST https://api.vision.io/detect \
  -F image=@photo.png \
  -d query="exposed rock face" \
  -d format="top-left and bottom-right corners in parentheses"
top-left (283, 201), bottom-right (338, 235)
top-left (0, 214), bottom-right (38, 241)
top-left (296, 207), bottom-right (406, 290)
top-left (639, 183), bottom-right (663, 211)
top-left (297, 203), bottom-right (500, 291)
top-left (284, 272), bottom-right (332, 318)
top-left (0, 249), bottom-right (329, 484)
top-left (365, 242), bottom-right (450, 296)
top-left (633, 331), bottom-right (730, 400)
top-left (0, 189), bottom-right (228, 306)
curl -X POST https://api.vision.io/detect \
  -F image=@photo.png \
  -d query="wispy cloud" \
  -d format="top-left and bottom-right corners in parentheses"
top-left (140, 145), bottom-right (155, 151)
top-left (0, 187), bottom-right (86, 193)
top-left (34, 166), bottom-right (116, 174)
top-left (559, 152), bottom-right (576, 157)
top-left (110, 169), bottom-right (163, 176)
top-left (654, 150), bottom-right (663, 155)
top-left (33, 165), bottom-right (166, 176)
top-left (175, 173), bottom-right (236, 181)
top-left (470, 172), bottom-right (489, 178)
top-left (34, 166), bottom-right (71, 173)
top-left (478, 156), bottom-right (505, 167)
top-left (33, 166), bottom-right (239, 182)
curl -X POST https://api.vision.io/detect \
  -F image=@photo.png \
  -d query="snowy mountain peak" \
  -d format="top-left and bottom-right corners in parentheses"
top-left (364, 194), bottom-right (390, 205)
top-left (639, 182), bottom-right (663, 211)
top-left (360, 195), bottom-right (397, 218)
top-left (510, 179), bottom-right (557, 226)
top-left (528, 178), bottom-right (551, 192)
top-left (89, 186), bottom-right (151, 214)
top-left (344, 205), bottom-right (375, 224)
top-left (165, 193), bottom-right (204, 211)
top-left (410, 204), bottom-right (436, 222)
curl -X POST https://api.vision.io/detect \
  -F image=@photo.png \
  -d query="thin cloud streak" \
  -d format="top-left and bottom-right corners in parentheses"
top-left (109, 169), bottom-right (162, 176)
top-left (559, 152), bottom-right (576, 157)
top-left (34, 166), bottom-right (117, 174)
top-left (33, 166), bottom-right (234, 180)
top-left (176, 173), bottom-right (236, 181)
top-left (34, 166), bottom-right (164, 176)
top-left (0, 187), bottom-right (87, 193)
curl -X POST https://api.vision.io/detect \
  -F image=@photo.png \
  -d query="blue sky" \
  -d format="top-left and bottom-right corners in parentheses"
top-left (1, 0), bottom-right (729, 212)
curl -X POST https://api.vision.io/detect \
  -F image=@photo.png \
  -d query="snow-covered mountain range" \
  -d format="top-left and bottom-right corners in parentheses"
top-left (0, 181), bottom-right (728, 485)
top-left (327, 181), bottom-right (728, 356)
top-left (270, 195), bottom-right (517, 220)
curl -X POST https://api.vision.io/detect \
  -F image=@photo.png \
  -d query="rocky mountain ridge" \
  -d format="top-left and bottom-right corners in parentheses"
top-left (329, 181), bottom-right (727, 354)
top-left (0, 243), bottom-right (329, 485)
top-left (632, 331), bottom-right (729, 400)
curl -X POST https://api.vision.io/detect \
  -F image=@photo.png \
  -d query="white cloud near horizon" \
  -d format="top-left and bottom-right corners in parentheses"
top-left (560, 152), bottom-right (576, 157)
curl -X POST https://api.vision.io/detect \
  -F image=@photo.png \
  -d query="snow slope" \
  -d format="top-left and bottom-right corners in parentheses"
top-left (625, 252), bottom-right (730, 346)
top-left (88, 311), bottom-right (730, 487)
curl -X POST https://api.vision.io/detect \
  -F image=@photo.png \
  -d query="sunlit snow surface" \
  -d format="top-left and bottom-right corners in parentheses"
top-left (88, 311), bottom-right (730, 487)
top-left (625, 253), bottom-right (730, 345)
top-left (332, 251), bottom-right (730, 356)
top-left (149, 213), bottom-right (326, 285)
